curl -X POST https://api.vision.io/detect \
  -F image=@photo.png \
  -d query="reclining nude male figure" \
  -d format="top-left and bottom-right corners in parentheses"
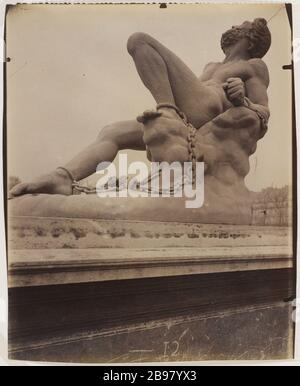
top-left (9, 18), bottom-right (271, 198)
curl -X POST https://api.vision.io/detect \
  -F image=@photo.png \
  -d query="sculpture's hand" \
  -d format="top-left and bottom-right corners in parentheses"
top-left (223, 77), bottom-right (245, 107)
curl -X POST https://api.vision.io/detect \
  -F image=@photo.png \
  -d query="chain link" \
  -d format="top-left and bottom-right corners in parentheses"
top-left (72, 183), bottom-right (97, 194)
top-left (71, 109), bottom-right (198, 195)
top-left (187, 122), bottom-right (197, 186)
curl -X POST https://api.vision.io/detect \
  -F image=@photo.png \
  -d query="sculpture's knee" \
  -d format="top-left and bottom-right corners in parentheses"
top-left (97, 123), bottom-right (117, 142)
top-left (127, 32), bottom-right (151, 56)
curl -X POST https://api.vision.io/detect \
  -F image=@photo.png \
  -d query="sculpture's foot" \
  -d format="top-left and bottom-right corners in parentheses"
top-left (137, 109), bottom-right (162, 124)
top-left (137, 104), bottom-right (185, 124)
top-left (9, 169), bottom-right (73, 198)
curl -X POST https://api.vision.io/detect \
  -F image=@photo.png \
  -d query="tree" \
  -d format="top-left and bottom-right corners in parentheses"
top-left (254, 185), bottom-right (291, 226)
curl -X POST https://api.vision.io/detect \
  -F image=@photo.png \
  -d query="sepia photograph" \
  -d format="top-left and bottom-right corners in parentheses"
top-left (4, 2), bottom-right (296, 364)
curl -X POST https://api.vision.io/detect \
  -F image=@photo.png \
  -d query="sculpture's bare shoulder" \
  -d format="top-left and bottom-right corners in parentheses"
top-left (248, 58), bottom-right (270, 87)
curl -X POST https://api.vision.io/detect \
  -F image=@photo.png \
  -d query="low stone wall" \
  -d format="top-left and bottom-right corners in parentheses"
top-left (7, 215), bottom-right (295, 362)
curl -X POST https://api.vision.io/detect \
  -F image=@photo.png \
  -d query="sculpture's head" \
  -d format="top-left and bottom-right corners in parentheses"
top-left (221, 18), bottom-right (271, 58)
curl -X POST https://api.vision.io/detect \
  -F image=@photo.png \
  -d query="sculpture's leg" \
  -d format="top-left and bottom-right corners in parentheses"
top-left (64, 120), bottom-right (145, 180)
top-left (9, 120), bottom-right (145, 197)
top-left (127, 33), bottom-right (222, 127)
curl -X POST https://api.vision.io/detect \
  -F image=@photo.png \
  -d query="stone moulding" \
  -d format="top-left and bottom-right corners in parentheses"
top-left (8, 245), bottom-right (293, 288)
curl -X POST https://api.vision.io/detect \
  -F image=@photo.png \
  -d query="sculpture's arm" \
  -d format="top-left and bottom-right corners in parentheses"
top-left (244, 59), bottom-right (270, 122)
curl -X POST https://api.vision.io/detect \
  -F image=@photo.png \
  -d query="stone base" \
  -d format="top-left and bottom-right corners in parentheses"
top-left (7, 206), bottom-right (294, 363)
top-left (8, 191), bottom-right (252, 225)
top-left (9, 269), bottom-right (294, 362)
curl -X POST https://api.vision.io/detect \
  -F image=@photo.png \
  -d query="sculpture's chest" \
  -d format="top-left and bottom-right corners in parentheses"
top-left (204, 60), bottom-right (252, 83)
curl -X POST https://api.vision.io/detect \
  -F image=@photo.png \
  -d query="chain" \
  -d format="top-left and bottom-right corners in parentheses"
top-left (138, 115), bottom-right (198, 196)
top-left (186, 122), bottom-right (198, 186)
top-left (63, 106), bottom-right (198, 196)
top-left (243, 97), bottom-right (268, 138)
top-left (72, 183), bottom-right (97, 195)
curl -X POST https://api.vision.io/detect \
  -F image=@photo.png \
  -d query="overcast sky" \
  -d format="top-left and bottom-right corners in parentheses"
top-left (6, 3), bottom-right (292, 192)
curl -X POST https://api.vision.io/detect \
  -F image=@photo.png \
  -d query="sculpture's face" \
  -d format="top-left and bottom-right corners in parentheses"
top-left (221, 21), bottom-right (252, 54)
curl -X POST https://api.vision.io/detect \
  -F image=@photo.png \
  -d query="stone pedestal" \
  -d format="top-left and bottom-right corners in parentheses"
top-left (8, 215), bottom-right (294, 362)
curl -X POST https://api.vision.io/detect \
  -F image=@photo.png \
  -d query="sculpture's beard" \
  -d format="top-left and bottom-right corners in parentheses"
top-left (221, 28), bottom-right (246, 53)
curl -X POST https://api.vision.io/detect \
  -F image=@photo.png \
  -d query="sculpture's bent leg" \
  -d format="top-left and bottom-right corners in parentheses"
top-left (127, 32), bottom-right (224, 128)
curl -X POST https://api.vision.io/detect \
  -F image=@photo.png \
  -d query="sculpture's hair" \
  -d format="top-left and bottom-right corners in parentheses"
top-left (245, 18), bottom-right (271, 58)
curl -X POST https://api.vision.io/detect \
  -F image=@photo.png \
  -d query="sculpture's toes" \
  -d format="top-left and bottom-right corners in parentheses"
top-left (9, 182), bottom-right (33, 198)
top-left (9, 172), bottom-right (73, 198)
